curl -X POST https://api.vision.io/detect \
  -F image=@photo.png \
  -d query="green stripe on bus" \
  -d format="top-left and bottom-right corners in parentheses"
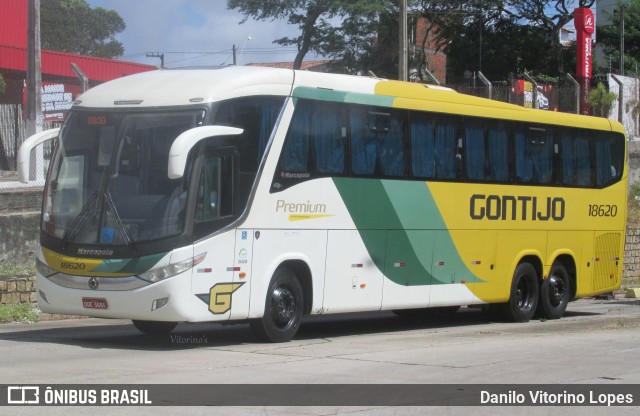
top-left (292, 86), bottom-right (394, 107)
top-left (92, 252), bottom-right (167, 274)
top-left (333, 178), bottom-right (482, 286)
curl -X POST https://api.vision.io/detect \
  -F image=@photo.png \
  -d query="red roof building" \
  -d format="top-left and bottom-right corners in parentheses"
top-left (0, 0), bottom-right (155, 97)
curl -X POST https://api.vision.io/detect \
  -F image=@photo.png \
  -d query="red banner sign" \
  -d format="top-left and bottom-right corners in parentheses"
top-left (574, 7), bottom-right (594, 115)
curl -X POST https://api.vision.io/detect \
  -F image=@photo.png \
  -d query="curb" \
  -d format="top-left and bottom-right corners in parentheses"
top-left (626, 288), bottom-right (640, 298)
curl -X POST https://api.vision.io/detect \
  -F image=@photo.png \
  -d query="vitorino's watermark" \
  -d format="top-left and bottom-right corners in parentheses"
top-left (170, 335), bottom-right (208, 344)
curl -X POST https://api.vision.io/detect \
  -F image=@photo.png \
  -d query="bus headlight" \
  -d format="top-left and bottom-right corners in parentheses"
top-left (137, 253), bottom-right (206, 283)
top-left (36, 258), bottom-right (57, 277)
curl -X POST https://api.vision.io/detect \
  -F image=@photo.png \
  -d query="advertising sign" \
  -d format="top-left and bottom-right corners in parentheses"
top-left (574, 7), bottom-right (594, 115)
top-left (23, 82), bottom-right (78, 122)
top-left (511, 80), bottom-right (558, 111)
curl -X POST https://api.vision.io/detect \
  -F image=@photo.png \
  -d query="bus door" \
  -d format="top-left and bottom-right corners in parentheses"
top-left (190, 147), bottom-right (249, 320)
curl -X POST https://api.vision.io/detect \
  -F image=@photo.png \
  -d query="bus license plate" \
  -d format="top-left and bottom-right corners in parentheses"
top-left (82, 297), bottom-right (108, 309)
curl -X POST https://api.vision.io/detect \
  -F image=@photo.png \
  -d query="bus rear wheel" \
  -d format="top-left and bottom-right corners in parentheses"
top-left (250, 267), bottom-right (303, 343)
top-left (538, 263), bottom-right (571, 319)
top-left (132, 320), bottom-right (177, 335)
top-left (499, 262), bottom-right (539, 322)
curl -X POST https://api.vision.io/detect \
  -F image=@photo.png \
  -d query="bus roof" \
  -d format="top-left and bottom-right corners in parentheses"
top-left (73, 66), bottom-right (623, 134)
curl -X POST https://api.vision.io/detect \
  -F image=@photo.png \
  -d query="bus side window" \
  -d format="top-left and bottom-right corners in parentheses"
top-left (350, 107), bottom-right (376, 175)
top-left (595, 132), bottom-right (624, 187)
top-left (195, 154), bottom-right (234, 222)
top-left (434, 118), bottom-right (457, 179)
top-left (350, 106), bottom-right (406, 178)
top-left (561, 128), bottom-right (593, 187)
top-left (410, 114), bottom-right (459, 180)
top-left (410, 113), bottom-right (436, 178)
top-left (281, 100), bottom-right (345, 175)
top-left (465, 120), bottom-right (486, 181)
top-left (311, 102), bottom-right (345, 175)
top-left (515, 125), bottom-right (554, 184)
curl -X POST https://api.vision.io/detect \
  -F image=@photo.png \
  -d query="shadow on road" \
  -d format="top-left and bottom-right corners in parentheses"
top-left (0, 305), bottom-right (604, 351)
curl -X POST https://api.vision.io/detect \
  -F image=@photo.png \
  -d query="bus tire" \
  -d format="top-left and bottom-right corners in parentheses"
top-left (132, 320), bottom-right (177, 335)
top-left (499, 262), bottom-right (539, 322)
top-left (250, 267), bottom-right (303, 343)
top-left (538, 263), bottom-right (571, 319)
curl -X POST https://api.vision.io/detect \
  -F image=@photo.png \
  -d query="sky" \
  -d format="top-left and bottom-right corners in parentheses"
top-left (86, 0), bottom-right (306, 68)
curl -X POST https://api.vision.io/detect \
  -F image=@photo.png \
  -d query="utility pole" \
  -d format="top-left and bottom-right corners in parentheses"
top-left (478, 0), bottom-right (483, 72)
top-left (26, 0), bottom-right (44, 181)
top-left (26, 0), bottom-right (42, 137)
top-left (620, 3), bottom-right (625, 75)
top-left (399, 0), bottom-right (408, 81)
top-left (232, 45), bottom-right (237, 65)
top-left (146, 52), bottom-right (165, 69)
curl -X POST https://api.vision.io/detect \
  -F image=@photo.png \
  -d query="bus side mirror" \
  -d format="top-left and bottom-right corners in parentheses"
top-left (168, 125), bottom-right (243, 180)
top-left (17, 128), bottom-right (61, 183)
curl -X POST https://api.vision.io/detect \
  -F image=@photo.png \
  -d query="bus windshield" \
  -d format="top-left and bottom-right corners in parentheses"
top-left (42, 95), bottom-right (286, 252)
top-left (43, 110), bottom-right (205, 247)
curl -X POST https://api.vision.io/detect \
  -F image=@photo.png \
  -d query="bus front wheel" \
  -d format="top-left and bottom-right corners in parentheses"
top-left (132, 320), bottom-right (177, 335)
top-left (538, 263), bottom-right (572, 319)
top-left (500, 262), bottom-right (539, 322)
top-left (250, 267), bottom-right (303, 343)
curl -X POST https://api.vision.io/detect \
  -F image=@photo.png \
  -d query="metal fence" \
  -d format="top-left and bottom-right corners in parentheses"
top-left (444, 73), bottom-right (582, 115)
top-left (1, 78), bottom-right (68, 191)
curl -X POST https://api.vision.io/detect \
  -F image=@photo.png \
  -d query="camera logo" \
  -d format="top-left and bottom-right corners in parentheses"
top-left (7, 386), bottom-right (40, 404)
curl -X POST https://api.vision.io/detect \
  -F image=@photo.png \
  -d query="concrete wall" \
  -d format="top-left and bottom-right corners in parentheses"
top-left (628, 141), bottom-right (640, 186)
top-left (0, 190), bottom-right (41, 265)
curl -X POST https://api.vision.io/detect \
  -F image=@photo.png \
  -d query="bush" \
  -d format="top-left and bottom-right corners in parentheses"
top-left (588, 82), bottom-right (617, 118)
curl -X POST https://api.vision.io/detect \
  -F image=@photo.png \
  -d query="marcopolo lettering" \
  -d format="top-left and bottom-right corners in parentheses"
top-left (470, 194), bottom-right (565, 221)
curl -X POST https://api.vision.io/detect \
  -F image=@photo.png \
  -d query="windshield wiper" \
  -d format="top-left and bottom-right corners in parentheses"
top-left (104, 191), bottom-right (136, 252)
top-left (59, 191), bottom-right (99, 250)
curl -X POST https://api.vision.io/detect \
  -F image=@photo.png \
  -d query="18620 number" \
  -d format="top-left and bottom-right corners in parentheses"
top-left (588, 204), bottom-right (618, 217)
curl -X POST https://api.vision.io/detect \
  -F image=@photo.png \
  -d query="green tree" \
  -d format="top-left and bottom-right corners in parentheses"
top-left (41, 0), bottom-right (125, 58)
top-left (588, 82), bottom-right (617, 117)
top-left (227, 0), bottom-right (399, 73)
top-left (597, 0), bottom-right (640, 75)
top-left (0, 74), bottom-right (6, 95)
top-left (505, 1), bottom-right (595, 76)
top-left (419, 0), bottom-right (595, 80)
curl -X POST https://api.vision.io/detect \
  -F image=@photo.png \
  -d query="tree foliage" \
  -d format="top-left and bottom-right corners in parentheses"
top-left (41, 0), bottom-right (125, 58)
top-left (588, 82), bottom-right (617, 117)
top-left (228, 0), bottom-right (599, 81)
top-left (227, 0), bottom-right (397, 74)
top-left (418, 0), bottom-right (595, 80)
top-left (597, 0), bottom-right (640, 75)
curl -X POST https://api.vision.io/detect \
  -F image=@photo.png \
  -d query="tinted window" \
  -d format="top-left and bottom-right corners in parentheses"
top-left (595, 132), bottom-right (625, 187)
top-left (561, 128), bottom-right (593, 187)
top-left (281, 100), bottom-right (345, 174)
top-left (466, 120), bottom-right (509, 182)
top-left (350, 107), bottom-right (406, 177)
top-left (515, 126), bottom-right (554, 184)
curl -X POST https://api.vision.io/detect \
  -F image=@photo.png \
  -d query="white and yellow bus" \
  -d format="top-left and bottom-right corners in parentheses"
top-left (19, 67), bottom-right (627, 342)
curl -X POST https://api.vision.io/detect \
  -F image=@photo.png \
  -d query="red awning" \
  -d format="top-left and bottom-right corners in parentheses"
top-left (0, 43), bottom-right (155, 82)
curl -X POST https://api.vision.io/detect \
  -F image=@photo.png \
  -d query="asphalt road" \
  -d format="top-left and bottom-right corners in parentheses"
top-left (1, 297), bottom-right (639, 415)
